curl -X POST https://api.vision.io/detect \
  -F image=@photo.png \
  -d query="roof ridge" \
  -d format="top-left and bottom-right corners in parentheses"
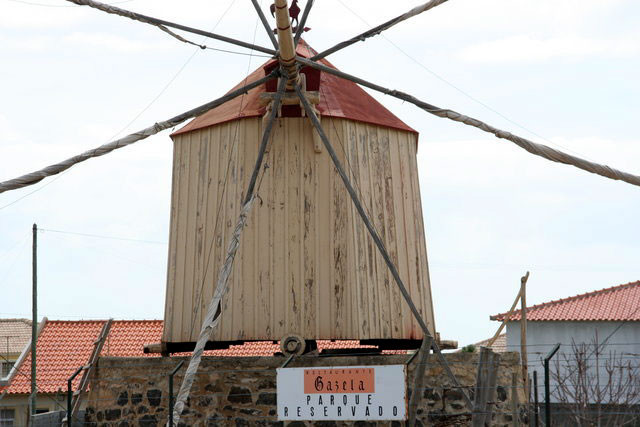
top-left (0, 318), bottom-right (31, 323)
top-left (491, 280), bottom-right (640, 320)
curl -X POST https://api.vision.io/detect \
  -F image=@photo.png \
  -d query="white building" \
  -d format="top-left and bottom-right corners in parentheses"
top-left (491, 280), bottom-right (640, 409)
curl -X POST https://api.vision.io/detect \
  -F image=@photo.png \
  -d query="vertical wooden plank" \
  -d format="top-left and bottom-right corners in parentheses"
top-left (387, 128), bottom-right (413, 337)
top-left (315, 118), bottom-right (332, 338)
top-left (378, 126), bottom-right (404, 339)
top-left (172, 135), bottom-right (190, 341)
top-left (407, 133), bottom-right (437, 334)
top-left (254, 117), bottom-right (273, 338)
top-left (398, 130), bottom-right (424, 338)
top-left (271, 117), bottom-right (287, 338)
top-left (231, 119), bottom-right (246, 339)
top-left (397, 130), bottom-right (425, 336)
top-left (200, 125), bottom-right (221, 338)
top-left (368, 125), bottom-right (391, 338)
top-left (209, 122), bottom-right (229, 341)
top-left (354, 120), bottom-right (379, 338)
top-left (191, 129), bottom-right (209, 340)
top-left (344, 120), bottom-right (368, 338)
top-left (218, 120), bottom-right (236, 340)
top-left (180, 130), bottom-right (200, 340)
top-left (337, 119), bottom-right (359, 337)
top-left (162, 135), bottom-right (183, 342)
top-left (301, 118), bottom-right (317, 337)
top-left (286, 118), bottom-right (302, 335)
top-left (331, 118), bottom-right (350, 338)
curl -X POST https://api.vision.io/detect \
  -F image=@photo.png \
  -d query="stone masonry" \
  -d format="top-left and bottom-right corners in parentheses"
top-left (84, 352), bottom-right (528, 426)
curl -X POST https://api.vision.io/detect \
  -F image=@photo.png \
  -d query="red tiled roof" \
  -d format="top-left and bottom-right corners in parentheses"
top-left (471, 334), bottom-right (507, 353)
top-left (0, 318), bottom-right (32, 354)
top-left (172, 39), bottom-right (416, 136)
top-left (6, 320), bottom-right (105, 394)
top-left (3, 320), bottom-right (404, 394)
top-left (491, 280), bottom-right (640, 322)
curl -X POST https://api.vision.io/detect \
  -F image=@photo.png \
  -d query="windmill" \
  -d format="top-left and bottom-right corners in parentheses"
top-left (1, 0), bottom-right (639, 425)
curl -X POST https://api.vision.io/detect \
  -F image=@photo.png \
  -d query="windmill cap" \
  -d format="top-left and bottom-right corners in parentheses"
top-left (172, 40), bottom-right (417, 136)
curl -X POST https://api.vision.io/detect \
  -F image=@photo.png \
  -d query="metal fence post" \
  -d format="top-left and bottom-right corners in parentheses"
top-left (544, 344), bottom-right (561, 426)
top-left (67, 366), bottom-right (84, 426)
top-left (533, 370), bottom-right (539, 427)
top-left (168, 360), bottom-right (184, 427)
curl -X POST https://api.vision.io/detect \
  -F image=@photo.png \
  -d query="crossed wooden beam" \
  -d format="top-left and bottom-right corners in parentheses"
top-left (3, 0), bottom-right (640, 425)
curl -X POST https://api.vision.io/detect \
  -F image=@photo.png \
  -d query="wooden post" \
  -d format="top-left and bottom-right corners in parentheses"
top-left (273, 0), bottom-right (298, 85)
top-left (520, 272), bottom-right (530, 398)
top-left (487, 288), bottom-right (522, 348)
top-left (511, 372), bottom-right (521, 426)
top-left (407, 336), bottom-right (432, 426)
top-left (472, 347), bottom-right (500, 427)
top-left (30, 223), bottom-right (37, 420)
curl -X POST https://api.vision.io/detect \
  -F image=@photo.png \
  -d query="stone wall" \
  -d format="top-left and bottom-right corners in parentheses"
top-left (85, 352), bottom-right (528, 426)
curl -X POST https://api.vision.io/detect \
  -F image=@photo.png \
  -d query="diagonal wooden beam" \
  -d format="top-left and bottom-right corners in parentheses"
top-left (250, 0), bottom-right (279, 50)
top-left (295, 84), bottom-right (473, 410)
top-left (0, 71), bottom-right (278, 194)
top-left (311, 0), bottom-right (448, 60)
top-left (297, 57), bottom-right (640, 188)
top-left (65, 0), bottom-right (276, 56)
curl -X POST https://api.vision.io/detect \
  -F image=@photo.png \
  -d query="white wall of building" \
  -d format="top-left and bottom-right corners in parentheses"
top-left (505, 321), bottom-right (640, 403)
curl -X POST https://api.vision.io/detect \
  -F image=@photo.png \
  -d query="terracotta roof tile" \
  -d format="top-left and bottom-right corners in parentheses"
top-left (491, 280), bottom-right (640, 322)
top-left (471, 334), bottom-right (507, 353)
top-left (3, 320), bottom-right (405, 394)
top-left (0, 318), bottom-right (32, 354)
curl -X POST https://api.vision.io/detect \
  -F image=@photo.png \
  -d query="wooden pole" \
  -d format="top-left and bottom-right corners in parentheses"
top-left (487, 288), bottom-right (522, 348)
top-left (250, 0), bottom-right (279, 49)
top-left (293, 0), bottom-right (314, 45)
top-left (296, 84), bottom-right (473, 410)
top-left (311, 0), bottom-right (449, 61)
top-left (520, 272), bottom-right (530, 398)
top-left (407, 336), bottom-right (432, 426)
top-left (65, 0), bottom-right (276, 56)
top-left (30, 223), bottom-right (37, 420)
top-left (471, 347), bottom-right (500, 427)
top-left (273, 0), bottom-right (299, 85)
top-left (511, 372), bottom-right (521, 426)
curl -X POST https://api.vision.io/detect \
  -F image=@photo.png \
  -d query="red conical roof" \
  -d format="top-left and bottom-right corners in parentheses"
top-left (172, 40), bottom-right (416, 136)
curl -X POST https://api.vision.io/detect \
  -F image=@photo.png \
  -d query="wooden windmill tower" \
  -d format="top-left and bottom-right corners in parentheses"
top-left (161, 38), bottom-right (437, 354)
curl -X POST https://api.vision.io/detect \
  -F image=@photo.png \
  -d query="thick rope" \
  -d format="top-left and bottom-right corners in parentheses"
top-left (170, 77), bottom-right (287, 426)
top-left (297, 57), bottom-right (640, 188)
top-left (64, 0), bottom-right (276, 56)
top-left (0, 73), bottom-right (277, 194)
top-left (311, 0), bottom-right (448, 60)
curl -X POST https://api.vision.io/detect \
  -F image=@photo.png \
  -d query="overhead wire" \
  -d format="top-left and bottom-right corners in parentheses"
top-left (0, 0), bottom-right (236, 210)
top-left (38, 227), bottom-right (166, 245)
top-left (5, 0), bottom-right (131, 6)
top-left (332, 0), bottom-right (603, 164)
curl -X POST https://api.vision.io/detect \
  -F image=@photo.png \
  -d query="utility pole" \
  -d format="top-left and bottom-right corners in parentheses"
top-left (31, 223), bottom-right (37, 420)
top-left (520, 271), bottom-right (530, 397)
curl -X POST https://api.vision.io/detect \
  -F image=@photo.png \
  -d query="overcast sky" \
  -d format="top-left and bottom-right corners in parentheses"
top-left (1, 0), bottom-right (639, 349)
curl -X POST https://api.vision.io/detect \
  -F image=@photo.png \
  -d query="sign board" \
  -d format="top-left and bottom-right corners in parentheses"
top-left (277, 365), bottom-right (407, 421)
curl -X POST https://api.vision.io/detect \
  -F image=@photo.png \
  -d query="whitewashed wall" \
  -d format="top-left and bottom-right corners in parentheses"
top-left (505, 321), bottom-right (640, 403)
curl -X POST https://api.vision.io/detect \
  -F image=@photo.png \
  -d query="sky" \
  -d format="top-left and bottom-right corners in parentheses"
top-left (0, 0), bottom-right (639, 349)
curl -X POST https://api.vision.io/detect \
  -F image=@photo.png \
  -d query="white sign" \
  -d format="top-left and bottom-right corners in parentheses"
top-left (276, 365), bottom-right (407, 421)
